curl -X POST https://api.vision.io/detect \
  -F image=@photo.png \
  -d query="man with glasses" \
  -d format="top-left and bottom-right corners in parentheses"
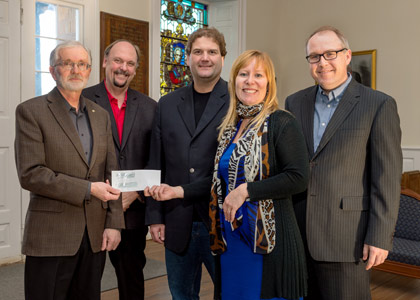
top-left (83, 39), bottom-right (156, 300)
top-left (285, 26), bottom-right (402, 300)
top-left (15, 41), bottom-right (124, 300)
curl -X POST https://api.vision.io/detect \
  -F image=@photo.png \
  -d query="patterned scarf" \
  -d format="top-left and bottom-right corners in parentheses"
top-left (209, 113), bottom-right (276, 255)
top-left (236, 101), bottom-right (264, 118)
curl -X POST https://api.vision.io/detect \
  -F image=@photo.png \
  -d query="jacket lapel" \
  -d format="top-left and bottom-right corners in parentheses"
top-left (47, 88), bottom-right (89, 167)
top-left (120, 89), bottom-right (138, 151)
top-left (301, 87), bottom-right (317, 158)
top-left (313, 79), bottom-right (361, 159)
top-left (92, 82), bottom-right (121, 150)
top-left (193, 79), bottom-right (227, 139)
top-left (85, 99), bottom-right (100, 169)
top-left (177, 85), bottom-right (196, 137)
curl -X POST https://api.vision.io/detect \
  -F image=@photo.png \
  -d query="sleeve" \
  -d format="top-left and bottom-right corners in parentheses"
top-left (181, 176), bottom-right (212, 205)
top-left (247, 114), bottom-right (309, 201)
top-left (104, 113), bottom-right (125, 229)
top-left (14, 103), bottom-right (89, 207)
top-left (364, 97), bottom-right (402, 250)
top-left (145, 102), bottom-right (165, 225)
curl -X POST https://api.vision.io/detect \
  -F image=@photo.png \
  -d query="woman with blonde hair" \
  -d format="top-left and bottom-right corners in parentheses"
top-left (146, 50), bottom-right (308, 300)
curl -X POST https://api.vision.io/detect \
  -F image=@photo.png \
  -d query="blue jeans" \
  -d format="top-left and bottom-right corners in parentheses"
top-left (165, 222), bottom-right (216, 300)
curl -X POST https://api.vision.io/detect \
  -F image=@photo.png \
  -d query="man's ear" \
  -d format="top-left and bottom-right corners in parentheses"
top-left (49, 66), bottom-right (57, 81)
top-left (102, 56), bottom-right (108, 69)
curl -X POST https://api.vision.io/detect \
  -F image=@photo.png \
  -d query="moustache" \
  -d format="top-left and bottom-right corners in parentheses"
top-left (115, 70), bottom-right (130, 76)
top-left (68, 75), bottom-right (84, 80)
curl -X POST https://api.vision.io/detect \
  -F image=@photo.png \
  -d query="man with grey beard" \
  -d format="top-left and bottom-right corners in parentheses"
top-left (15, 41), bottom-right (124, 300)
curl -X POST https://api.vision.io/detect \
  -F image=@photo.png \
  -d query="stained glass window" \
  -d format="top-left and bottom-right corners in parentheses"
top-left (160, 0), bottom-right (208, 96)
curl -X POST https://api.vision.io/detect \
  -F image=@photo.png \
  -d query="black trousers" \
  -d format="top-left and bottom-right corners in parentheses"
top-left (25, 229), bottom-right (106, 300)
top-left (305, 257), bottom-right (371, 300)
top-left (108, 226), bottom-right (148, 300)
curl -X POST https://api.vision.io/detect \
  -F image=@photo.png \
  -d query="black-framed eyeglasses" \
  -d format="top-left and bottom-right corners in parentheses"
top-left (54, 60), bottom-right (91, 71)
top-left (306, 48), bottom-right (348, 64)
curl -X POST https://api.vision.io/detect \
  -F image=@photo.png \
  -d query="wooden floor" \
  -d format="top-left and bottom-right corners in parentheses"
top-left (102, 240), bottom-right (420, 300)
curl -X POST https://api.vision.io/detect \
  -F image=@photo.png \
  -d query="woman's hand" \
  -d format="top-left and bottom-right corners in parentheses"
top-left (144, 184), bottom-right (184, 201)
top-left (223, 183), bottom-right (249, 222)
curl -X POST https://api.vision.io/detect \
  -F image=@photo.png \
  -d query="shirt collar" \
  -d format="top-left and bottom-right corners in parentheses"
top-left (57, 88), bottom-right (86, 113)
top-left (104, 81), bottom-right (128, 107)
top-left (318, 73), bottom-right (352, 103)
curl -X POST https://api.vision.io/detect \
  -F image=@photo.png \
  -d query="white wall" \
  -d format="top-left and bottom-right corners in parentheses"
top-left (99, 0), bottom-right (150, 22)
top-left (246, 0), bottom-right (420, 148)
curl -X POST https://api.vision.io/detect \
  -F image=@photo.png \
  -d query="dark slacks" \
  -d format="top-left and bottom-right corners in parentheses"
top-left (108, 226), bottom-right (148, 300)
top-left (24, 229), bottom-right (106, 300)
top-left (305, 258), bottom-right (371, 300)
top-left (294, 198), bottom-right (371, 300)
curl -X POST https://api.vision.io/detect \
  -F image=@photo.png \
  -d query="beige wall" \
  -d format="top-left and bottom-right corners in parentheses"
top-left (99, 0), bottom-right (151, 21)
top-left (246, 0), bottom-right (420, 146)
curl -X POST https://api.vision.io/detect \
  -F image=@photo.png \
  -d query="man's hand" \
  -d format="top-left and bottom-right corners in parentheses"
top-left (223, 183), bottom-right (248, 222)
top-left (122, 191), bottom-right (140, 211)
top-left (363, 244), bottom-right (389, 270)
top-left (102, 228), bottom-right (121, 251)
top-left (91, 180), bottom-right (120, 202)
top-left (150, 224), bottom-right (165, 244)
top-left (144, 184), bottom-right (183, 201)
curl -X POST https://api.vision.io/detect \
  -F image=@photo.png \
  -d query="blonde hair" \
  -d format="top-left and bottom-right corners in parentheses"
top-left (218, 50), bottom-right (279, 140)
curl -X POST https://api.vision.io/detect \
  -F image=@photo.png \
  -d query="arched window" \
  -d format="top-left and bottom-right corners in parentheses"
top-left (160, 0), bottom-right (208, 96)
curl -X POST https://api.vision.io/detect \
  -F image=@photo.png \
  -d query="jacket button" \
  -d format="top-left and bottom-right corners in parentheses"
top-left (189, 168), bottom-right (195, 174)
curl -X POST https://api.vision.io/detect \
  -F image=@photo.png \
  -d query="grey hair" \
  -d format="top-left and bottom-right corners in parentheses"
top-left (50, 41), bottom-right (92, 67)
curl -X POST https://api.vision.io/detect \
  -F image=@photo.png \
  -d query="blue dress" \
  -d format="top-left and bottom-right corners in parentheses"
top-left (219, 143), bottom-right (302, 300)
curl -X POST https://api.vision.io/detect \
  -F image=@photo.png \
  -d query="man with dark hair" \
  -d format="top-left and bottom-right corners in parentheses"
top-left (15, 41), bottom-right (124, 300)
top-left (83, 39), bottom-right (156, 300)
top-left (285, 26), bottom-right (402, 300)
top-left (146, 27), bottom-right (228, 300)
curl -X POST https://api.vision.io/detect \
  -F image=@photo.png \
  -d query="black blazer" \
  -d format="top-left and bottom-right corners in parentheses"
top-left (83, 81), bottom-right (157, 229)
top-left (285, 79), bottom-right (402, 262)
top-left (146, 78), bottom-right (229, 253)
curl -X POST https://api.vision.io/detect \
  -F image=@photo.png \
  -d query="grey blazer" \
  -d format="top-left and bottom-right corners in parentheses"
top-left (285, 79), bottom-right (402, 262)
top-left (15, 87), bottom-right (124, 256)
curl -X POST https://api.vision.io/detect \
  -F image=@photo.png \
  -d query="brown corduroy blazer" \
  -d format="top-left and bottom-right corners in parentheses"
top-left (15, 87), bottom-right (124, 257)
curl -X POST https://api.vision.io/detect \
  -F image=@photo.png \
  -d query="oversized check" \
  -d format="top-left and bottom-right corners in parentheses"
top-left (111, 170), bottom-right (161, 192)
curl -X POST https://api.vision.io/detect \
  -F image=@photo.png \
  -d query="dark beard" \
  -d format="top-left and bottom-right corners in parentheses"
top-left (113, 78), bottom-right (128, 88)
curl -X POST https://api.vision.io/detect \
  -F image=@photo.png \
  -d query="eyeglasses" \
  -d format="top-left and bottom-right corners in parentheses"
top-left (112, 58), bottom-right (137, 68)
top-left (54, 60), bottom-right (91, 71)
top-left (306, 48), bottom-right (348, 64)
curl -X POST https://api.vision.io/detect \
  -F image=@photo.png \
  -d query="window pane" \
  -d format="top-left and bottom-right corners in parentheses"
top-left (35, 37), bottom-right (58, 72)
top-left (36, 2), bottom-right (57, 38)
top-left (35, 72), bottom-right (56, 96)
top-left (57, 5), bottom-right (79, 40)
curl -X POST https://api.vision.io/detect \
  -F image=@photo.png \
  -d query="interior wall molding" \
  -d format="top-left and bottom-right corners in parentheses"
top-left (402, 147), bottom-right (420, 172)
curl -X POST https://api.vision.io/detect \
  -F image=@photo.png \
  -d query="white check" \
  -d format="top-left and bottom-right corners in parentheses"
top-left (111, 170), bottom-right (161, 192)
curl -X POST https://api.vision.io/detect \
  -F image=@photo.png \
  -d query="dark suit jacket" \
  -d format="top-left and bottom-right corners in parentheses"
top-left (15, 87), bottom-right (124, 256)
top-left (83, 81), bottom-right (157, 229)
top-left (285, 79), bottom-right (402, 262)
top-left (146, 78), bottom-right (229, 253)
